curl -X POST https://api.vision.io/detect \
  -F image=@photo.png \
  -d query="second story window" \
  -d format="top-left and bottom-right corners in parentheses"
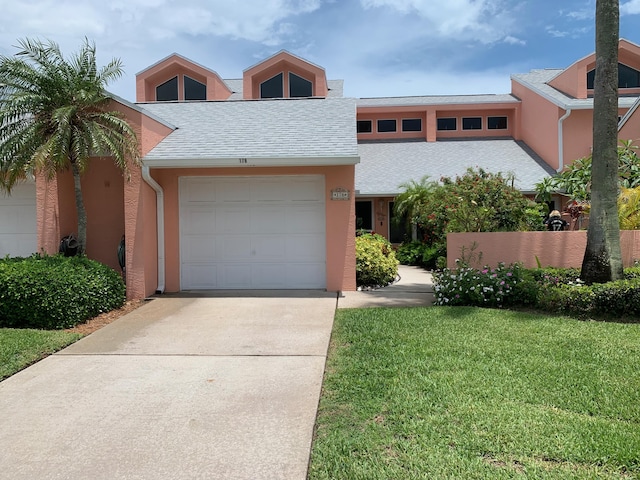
top-left (156, 76), bottom-right (178, 101)
top-left (289, 72), bottom-right (313, 97)
top-left (587, 63), bottom-right (640, 89)
top-left (487, 116), bottom-right (508, 130)
top-left (462, 117), bottom-right (482, 130)
top-left (402, 118), bottom-right (422, 132)
top-left (437, 118), bottom-right (457, 131)
top-left (260, 73), bottom-right (284, 98)
top-left (184, 76), bottom-right (206, 101)
top-left (357, 120), bottom-right (372, 133)
top-left (377, 119), bottom-right (397, 133)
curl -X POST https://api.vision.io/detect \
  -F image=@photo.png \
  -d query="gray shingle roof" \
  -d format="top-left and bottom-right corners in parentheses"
top-left (356, 139), bottom-right (555, 195)
top-left (139, 98), bottom-right (358, 166)
top-left (512, 69), bottom-right (640, 109)
top-left (357, 94), bottom-right (519, 107)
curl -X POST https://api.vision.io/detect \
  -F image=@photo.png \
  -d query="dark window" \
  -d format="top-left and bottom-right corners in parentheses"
top-left (437, 118), bottom-right (457, 130)
top-left (357, 120), bottom-right (372, 133)
top-left (377, 119), bottom-right (397, 133)
top-left (156, 76), bottom-right (178, 101)
top-left (587, 63), bottom-right (640, 89)
top-left (402, 118), bottom-right (422, 132)
top-left (487, 116), bottom-right (508, 130)
top-left (260, 73), bottom-right (283, 98)
top-left (289, 72), bottom-right (313, 97)
top-left (462, 117), bottom-right (482, 130)
top-left (389, 201), bottom-right (407, 243)
top-left (355, 201), bottom-right (373, 231)
top-left (184, 76), bottom-right (206, 101)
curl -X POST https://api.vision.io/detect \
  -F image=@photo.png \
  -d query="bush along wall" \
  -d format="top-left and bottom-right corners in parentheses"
top-left (355, 233), bottom-right (399, 288)
top-left (433, 263), bottom-right (640, 321)
top-left (0, 254), bottom-right (125, 329)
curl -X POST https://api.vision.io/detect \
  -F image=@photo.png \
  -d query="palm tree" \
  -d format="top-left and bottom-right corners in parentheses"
top-left (580, 0), bottom-right (624, 284)
top-left (0, 38), bottom-right (140, 253)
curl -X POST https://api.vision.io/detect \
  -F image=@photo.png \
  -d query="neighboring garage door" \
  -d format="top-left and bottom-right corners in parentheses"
top-left (180, 175), bottom-right (326, 289)
top-left (0, 182), bottom-right (37, 258)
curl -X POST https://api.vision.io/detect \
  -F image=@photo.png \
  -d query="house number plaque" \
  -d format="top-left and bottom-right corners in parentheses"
top-left (331, 187), bottom-right (350, 201)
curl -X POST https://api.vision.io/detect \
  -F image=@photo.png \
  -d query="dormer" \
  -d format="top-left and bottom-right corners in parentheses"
top-left (242, 50), bottom-right (328, 100)
top-left (548, 39), bottom-right (640, 99)
top-left (136, 53), bottom-right (232, 103)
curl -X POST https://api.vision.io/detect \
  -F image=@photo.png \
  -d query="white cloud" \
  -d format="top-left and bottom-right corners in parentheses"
top-left (621, 0), bottom-right (640, 15)
top-left (504, 35), bottom-right (526, 46)
top-left (359, 0), bottom-right (516, 44)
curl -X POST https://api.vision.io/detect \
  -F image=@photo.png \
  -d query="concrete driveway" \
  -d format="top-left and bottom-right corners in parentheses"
top-left (0, 291), bottom-right (337, 480)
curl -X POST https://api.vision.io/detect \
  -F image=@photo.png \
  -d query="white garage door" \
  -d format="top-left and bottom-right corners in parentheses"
top-left (0, 183), bottom-right (37, 258)
top-left (180, 175), bottom-right (326, 289)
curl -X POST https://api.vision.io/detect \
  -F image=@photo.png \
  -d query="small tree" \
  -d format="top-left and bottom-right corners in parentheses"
top-left (0, 38), bottom-right (140, 253)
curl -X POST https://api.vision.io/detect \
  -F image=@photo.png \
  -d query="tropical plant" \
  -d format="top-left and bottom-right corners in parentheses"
top-left (581, 0), bottom-right (624, 284)
top-left (0, 38), bottom-right (140, 253)
top-left (618, 187), bottom-right (640, 229)
top-left (393, 176), bottom-right (436, 236)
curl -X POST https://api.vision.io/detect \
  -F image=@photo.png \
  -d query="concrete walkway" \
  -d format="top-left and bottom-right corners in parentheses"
top-left (338, 265), bottom-right (435, 308)
top-left (0, 292), bottom-right (337, 480)
top-left (0, 266), bottom-right (434, 479)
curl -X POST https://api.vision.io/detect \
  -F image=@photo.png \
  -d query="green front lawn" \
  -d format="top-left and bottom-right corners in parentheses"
top-left (0, 329), bottom-right (81, 381)
top-left (310, 307), bottom-right (640, 479)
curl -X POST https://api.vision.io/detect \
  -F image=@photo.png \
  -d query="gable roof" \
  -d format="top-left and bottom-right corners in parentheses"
top-left (139, 98), bottom-right (358, 167)
top-left (356, 139), bottom-right (555, 196)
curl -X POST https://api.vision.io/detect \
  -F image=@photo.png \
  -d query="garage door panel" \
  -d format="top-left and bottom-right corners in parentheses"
top-left (287, 205), bottom-right (326, 234)
top-left (183, 264), bottom-right (218, 289)
top-left (252, 207), bottom-right (286, 233)
top-left (183, 178), bottom-right (216, 202)
top-left (182, 207), bottom-right (215, 234)
top-left (180, 175), bottom-right (326, 290)
top-left (182, 236), bottom-right (216, 263)
top-left (0, 183), bottom-right (37, 258)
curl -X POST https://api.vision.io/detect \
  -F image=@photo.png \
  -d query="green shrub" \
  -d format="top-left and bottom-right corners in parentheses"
top-left (0, 254), bottom-right (125, 329)
top-left (395, 241), bottom-right (444, 269)
top-left (433, 262), bottom-right (534, 308)
top-left (355, 234), bottom-right (399, 287)
top-left (536, 283), bottom-right (596, 317)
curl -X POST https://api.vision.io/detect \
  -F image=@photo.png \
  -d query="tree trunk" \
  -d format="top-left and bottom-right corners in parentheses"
top-left (71, 161), bottom-right (87, 254)
top-left (581, 0), bottom-right (623, 284)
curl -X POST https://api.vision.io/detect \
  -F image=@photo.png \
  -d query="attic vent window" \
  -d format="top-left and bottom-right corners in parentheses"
top-left (184, 76), bottom-right (206, 100)
top-left (156, 76), bottom-right (178, 101)
top-left (587, 63), bottom-right (640, 89)
top-left (260, 73), bottom-right (284, 98)
top-left (289, 72), bottom-right (313, 97)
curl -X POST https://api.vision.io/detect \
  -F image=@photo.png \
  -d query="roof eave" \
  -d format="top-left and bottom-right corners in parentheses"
top-left (142, 155), bottom-right (360, 168)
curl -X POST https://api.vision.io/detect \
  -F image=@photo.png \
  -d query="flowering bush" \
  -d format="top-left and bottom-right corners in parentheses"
top-left (433, 262), bottom-right (534, 308)
top-left (355, 233), bottom-right (399, 287)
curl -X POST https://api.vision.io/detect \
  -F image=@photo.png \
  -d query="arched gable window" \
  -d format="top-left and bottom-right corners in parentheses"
top-left (289, 72), bottom-right (313, 97)
top-left (260, 73), bottom-right (284, 98)
top-left (587, 63), bottom-right (640, 89)
top-left (184, 76), bottom-right (206, 100)
top-left (156, 76), bottom-right (178, 101)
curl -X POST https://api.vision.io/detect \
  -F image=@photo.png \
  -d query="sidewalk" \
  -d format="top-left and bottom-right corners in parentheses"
top-left (338, 265), bottom-right (435, 308)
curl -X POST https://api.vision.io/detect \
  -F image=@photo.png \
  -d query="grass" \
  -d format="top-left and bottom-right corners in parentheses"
top-left (310, 307), bottom-right (640, 479)
top-left (0, 328), bottom-right (81, 381)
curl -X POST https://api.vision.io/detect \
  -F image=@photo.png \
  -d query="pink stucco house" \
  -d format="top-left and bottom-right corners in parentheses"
top-left (1, 41), bottom-right (640, 299)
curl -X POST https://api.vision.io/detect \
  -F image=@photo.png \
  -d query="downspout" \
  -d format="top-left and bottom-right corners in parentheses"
top-left (141, 166), bottom-right (165, 294)
top-left (557, 109), bottom-right (572, 172)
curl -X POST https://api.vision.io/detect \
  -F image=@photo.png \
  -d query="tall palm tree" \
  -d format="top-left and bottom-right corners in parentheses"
top-left (580, 0), bottom-right (623, 284)
top-left (0, 38), bottom-right (140, 253)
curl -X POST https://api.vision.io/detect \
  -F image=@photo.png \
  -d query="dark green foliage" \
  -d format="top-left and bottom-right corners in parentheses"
top-left (395, 241), bottom-right (444, 269)
top-left (434, 264), bottom-right (640, 320)
top-left (355, 234), bottom-right (399, 287)
top-left (0, 255), bottom-right (125, 329)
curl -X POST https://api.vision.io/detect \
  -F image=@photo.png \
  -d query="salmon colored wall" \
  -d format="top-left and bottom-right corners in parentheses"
top-left (149, 165), bottom-right (356, 294)
top-left (620, 108), bottom-right (640, 144)
top-left (243, 52), bottom-right (328, 99)
top-left (447, 231), bottom-right (640, 269)
top-left (562, 109), bottom-right (593, 165)
top-left (511, 80), bottom-right (560, 170)
top-left (434, 109), bottom-right (514, 140)
top-left (548, 61), bottom-right (586, 99)
top-left (357, 112), bottom-right (427, 141)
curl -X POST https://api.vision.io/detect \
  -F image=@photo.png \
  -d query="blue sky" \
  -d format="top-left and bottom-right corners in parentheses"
top-left (1, 0), bottom-right (639, 101)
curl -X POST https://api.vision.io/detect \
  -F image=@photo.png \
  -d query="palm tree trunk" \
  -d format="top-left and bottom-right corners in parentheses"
top-left (71, 162), bottom-right (87, 254)
top-left (581, 0), bottom-right (623, 284)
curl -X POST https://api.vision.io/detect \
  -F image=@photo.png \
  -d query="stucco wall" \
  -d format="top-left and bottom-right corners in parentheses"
top-left (447, 231), bottom-right (640, 269)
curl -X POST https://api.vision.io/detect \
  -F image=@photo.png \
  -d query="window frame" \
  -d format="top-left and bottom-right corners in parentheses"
top-left (462, 117), bottom-right (482, 130)
top-left (377, 119), bottom-right (397, 133)
top-left (357, 120), bottom-right (373, 134)
top-left (156, 75), bottom-right (179, 102)
top-left (437, 117), bottom-right (457, 131)
top-left (260, 72), bottom-right (284, 99)
top-left (183, 75), bottom-right (207, 101)
top-left (288, 72), bottom-right (313, 98)
top-left (487, 116), bottom-right (508, 130)
top-left (401, 118), bottom-right (422, 132)
top-left (355, 200), bottom-right (374, 231)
